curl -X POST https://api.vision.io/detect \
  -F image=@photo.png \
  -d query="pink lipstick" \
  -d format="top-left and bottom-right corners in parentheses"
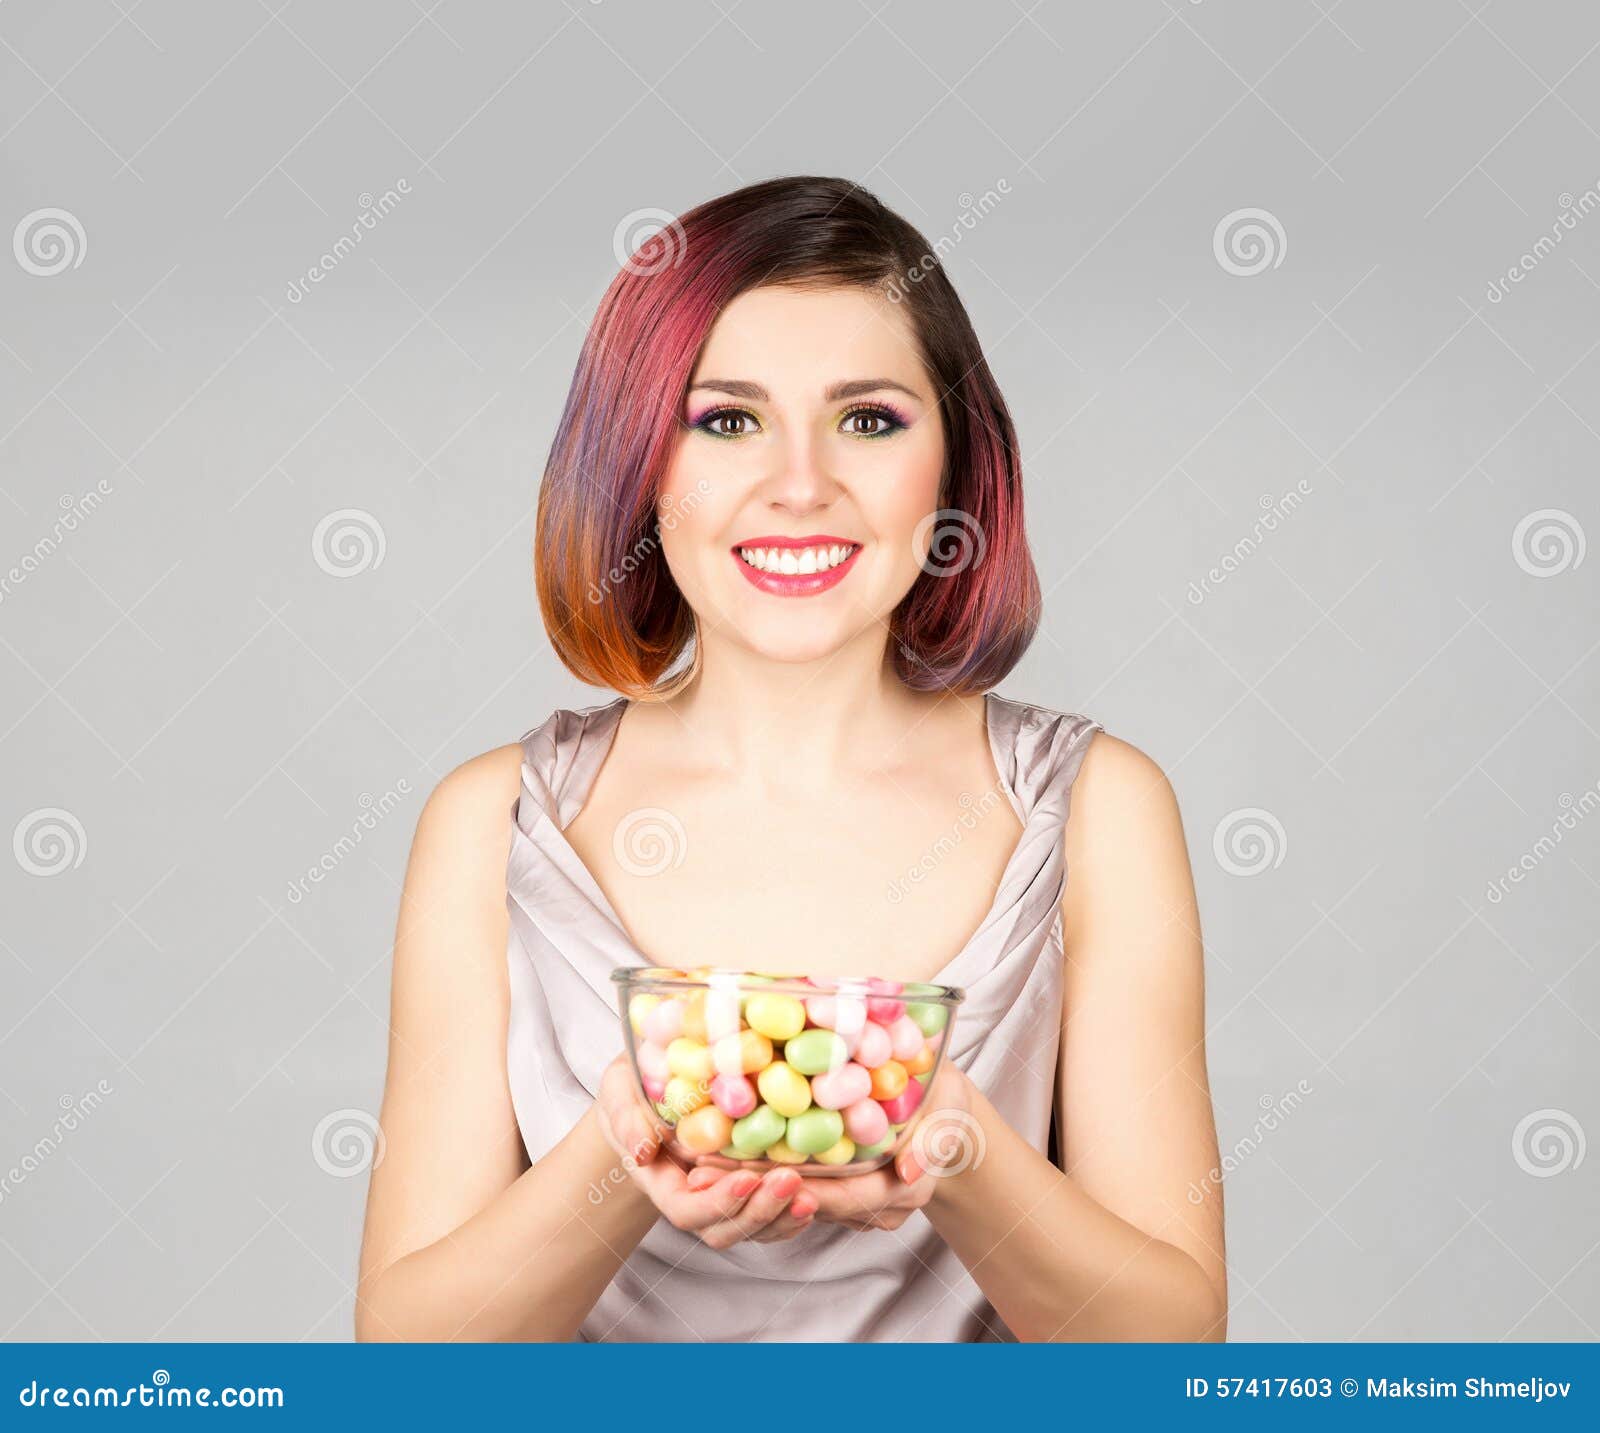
top-left (732, 535), bottom-right (862, 597)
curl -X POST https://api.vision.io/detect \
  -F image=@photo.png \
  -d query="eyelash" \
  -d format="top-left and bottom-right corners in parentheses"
top-left (686, 402), bottom-right (909, 441)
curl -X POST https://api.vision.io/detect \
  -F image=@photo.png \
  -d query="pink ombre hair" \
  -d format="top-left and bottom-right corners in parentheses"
top-left (535, 175), bottom-right (1040, 696)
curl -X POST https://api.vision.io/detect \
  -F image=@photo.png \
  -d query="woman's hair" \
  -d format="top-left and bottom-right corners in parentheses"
top-left (535, 175), bottom-right (1040, 697)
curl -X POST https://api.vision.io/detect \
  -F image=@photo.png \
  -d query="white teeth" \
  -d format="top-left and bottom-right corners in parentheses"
top-left (737, 544), bottom-right (856, 575)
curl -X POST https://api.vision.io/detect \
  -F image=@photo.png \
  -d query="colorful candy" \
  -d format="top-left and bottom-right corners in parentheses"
top-left (810, 1062), bottom-right (872, 1110)
top-left (784, 1028), bottom-right (849, 1076)
top-left (712, 1028), bottom-right (773, 1076)
top-left (676, 1105), bottom-right (734, 1154)
top-left (843, 1096), bottom-right (889, 1146)
top-left (744, 993), bottom-right (807, 1041)
top-left (731, 1104), bottom-right (787, 1155)
top-left (868, 1059), bottom-right (908, 1101)
top-left (785, 1107), bottom-right (845, 1156)
top-left (666, 1037), bottom-right (715, 1083)
top-left (710, 1073), bottom-right (758, 1118)
top-left (812, 1135), bottom-right (856, 1166)
top-left (878, 1079), bottom-right (925, 1124)
top-left (756, 1060), bottom-right (812, 1118)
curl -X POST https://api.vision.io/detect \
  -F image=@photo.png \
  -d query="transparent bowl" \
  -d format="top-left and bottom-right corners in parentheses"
top-left (612, 966), bottom-right (963, 1176)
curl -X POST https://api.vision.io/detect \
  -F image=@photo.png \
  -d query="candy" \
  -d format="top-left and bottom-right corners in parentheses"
top-left (843, 1096), bottom-right (889, 1146)
top-left (852, 1132), bottom-right (896, 1160)
top-left (642, 1075), bottom-right (667, 1102)
top-left (854, 1021), bottom-right (893, 1070)
top-left (666, 1037), bottom-right (715, 1083)
top-left (661, 1076), bottom-right (708, 1120)
top-left (764, 1138), bottom-right (808, 1165)
top-left (878, 1079), bottom-right (925, 1124)
top-left (745, 993), bottom-right (806, 1041)
top-left (887, 1014), bottom-right (925, 1061)
top-left (866, 977), bottom-right (905, 1024)
top-left (712, 1028), bottom-right (773, 1076)
top-left (756, 1060), bottom-right (812, 1118)
top-left (628, 993), bottom-right (662, 1034)
top-left (710, 1072), bottom-right (758, 1119)
top-left (812, 1134), bottom-right (856, 1166)
top-left (786, 1107), bottom-right (845, 1156)
top-left (805, 994), bottom-right (868, 1051)
top-left (785, 1028), bottom-right (849, 1076)
top-left (907, 1001), bottom-right (948, 1036)
top-left (902, 1041), bottom-right (936, 1077)
top-left (676, 1105), bottom-right (734, 1154)
top-left (703, 989), bottom-right (744, 1043)
top-left (730, 1104), bottom-right (787, 1155)
top-left (810, 1062), bottom-right (872, 1111)
top-left (868, 1059), bottom-right (908, 1101)
top-left (636, 1040), bottom-right (670, 1084)
top-left (642, 999), bottom-right (684, 1046)
top-left (679, 992), bottom-right (709, 1042)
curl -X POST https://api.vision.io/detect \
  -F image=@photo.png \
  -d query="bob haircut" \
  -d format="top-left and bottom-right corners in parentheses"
top-left (535, 175), bottom-right (1040, 697)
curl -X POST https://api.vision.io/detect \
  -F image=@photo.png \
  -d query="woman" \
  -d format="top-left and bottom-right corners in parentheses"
top-left (355, 176), bottom-right (1226, 1342)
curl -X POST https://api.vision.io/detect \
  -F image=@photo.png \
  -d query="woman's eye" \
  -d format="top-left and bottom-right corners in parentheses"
top-left (697, 408), bottom-right (759, 438)
top-left (840, 406), bottom-right (904, 438)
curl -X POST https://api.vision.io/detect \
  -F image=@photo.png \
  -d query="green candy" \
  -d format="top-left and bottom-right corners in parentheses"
top-left (852, 1132), bottom-right (896, 1160)
top-left (785, 1107), bottom-right (845, 1156)
top-left (906, 1001), bottom-right (949, 1036)
top-left (730, 1103), bottom-right (786, 1156)
top-left (915, 1071), bottom-right (933, 1085)
top-left (784, 1028), bottom-right (849, 1076)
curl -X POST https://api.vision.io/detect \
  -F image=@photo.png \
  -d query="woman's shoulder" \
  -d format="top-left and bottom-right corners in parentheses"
top-left (987, 691), bottom-right (1172, 806)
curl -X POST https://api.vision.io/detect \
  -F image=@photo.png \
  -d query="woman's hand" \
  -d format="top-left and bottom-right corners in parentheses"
top-left (797, 1062), bottom-right (981, 1231)
top-left (594, 1054), bottom-right (818, 1250)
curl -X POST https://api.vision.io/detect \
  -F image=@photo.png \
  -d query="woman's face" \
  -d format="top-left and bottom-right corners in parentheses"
top-left (657, 283), bottom-right (945, 669)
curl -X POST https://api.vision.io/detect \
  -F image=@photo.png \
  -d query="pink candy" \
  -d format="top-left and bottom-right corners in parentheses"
top-left (853, 1020), bottom-right (892, 1070)
top-left (844, 1096), bottom-right (889, 1145)
top-left (643, 1001), bottom-right (684, 1046)
top-left (704, 990), bottom-right (744, 1043)
top-left (810, 1062), bottom-right (872, 1111)
top-left (879, 1079), bottom-right (925, 1124)
top-left (887, 1014), bottom-right (925, 1061)
top-left (805, 994), bottom-right (868, 1052)
top-left (710, 1073), bottom-right (757, 1118)
top-left (642, 1075), bottom-right (667, 1102)
top-left (637, 1040), bottom-right (670, 1082)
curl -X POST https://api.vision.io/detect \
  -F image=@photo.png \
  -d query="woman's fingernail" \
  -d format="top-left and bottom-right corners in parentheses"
top-left (730, 1173), bottom-right (760, 1197)
top-left (791, 1195), bottom-right (817, 1218)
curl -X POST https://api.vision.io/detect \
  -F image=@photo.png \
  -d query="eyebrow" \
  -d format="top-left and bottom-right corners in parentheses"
top-left (686, 377), bottom-right (922, 403)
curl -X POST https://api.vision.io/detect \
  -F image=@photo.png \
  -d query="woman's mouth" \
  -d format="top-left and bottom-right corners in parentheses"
top-left (732, 536), bottom-right (862, 596)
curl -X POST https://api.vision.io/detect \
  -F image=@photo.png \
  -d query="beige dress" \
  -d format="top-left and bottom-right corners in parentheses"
top-left (504, 692), bottom-right (1101, 1341)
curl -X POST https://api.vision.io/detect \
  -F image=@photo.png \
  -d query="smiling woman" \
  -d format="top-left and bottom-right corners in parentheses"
top-left (355, 176), bottom-right (1226, 1343)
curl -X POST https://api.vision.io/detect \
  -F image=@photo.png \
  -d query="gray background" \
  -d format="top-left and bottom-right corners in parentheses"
top-left (2, 0), bottom-right (1596, 1342)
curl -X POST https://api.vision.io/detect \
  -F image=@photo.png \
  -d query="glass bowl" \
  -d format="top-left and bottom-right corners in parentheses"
top-left (612, 966), bottom-right (963, 1176)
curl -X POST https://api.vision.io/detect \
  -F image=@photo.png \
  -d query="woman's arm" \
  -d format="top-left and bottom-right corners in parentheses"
top-left (354, 748), bottom-right (658, 1341)
top-left (920, 733), bottom-right (1228, 1340)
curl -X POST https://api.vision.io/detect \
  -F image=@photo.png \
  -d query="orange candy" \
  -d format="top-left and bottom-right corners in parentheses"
top-left (869, 1059), bottom-right (908, 1100)
top-left (679, 992), bottom-right (709, 1042)
top-left (902, 1042), bottom-right (935, 1077)
top-left (675, 1104), bottom-right (734, 1155)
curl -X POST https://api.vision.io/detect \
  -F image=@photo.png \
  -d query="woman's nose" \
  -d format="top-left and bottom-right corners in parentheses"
top-left (765, 434), bottom-right (837, 515)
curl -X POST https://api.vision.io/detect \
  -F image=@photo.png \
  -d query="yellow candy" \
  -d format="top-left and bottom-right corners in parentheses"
top-left (713, 1028), bottom-right (774, 1076)
top-left (763, 1138), bottom-right (807, 1165)
top-left (812, 1134), bottom-right (856, 1166)
top-left (756, 1060), bottom-right (812, 1118)
top-left (680, 992), bottom-right (708, 1042)
top-left (903, 1042), bottom-right (935, 1076)
top-left (675, 1105), bottom-right (734, 1155)
top-left (661, 1076), bottom-right (708, 1119)
top-left (628, 992), bottom-right (662, 1034)
top-left (666, 1037), bottom-right (715, 1083)
top-left (745, 993), bottom-right (806, 1041)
